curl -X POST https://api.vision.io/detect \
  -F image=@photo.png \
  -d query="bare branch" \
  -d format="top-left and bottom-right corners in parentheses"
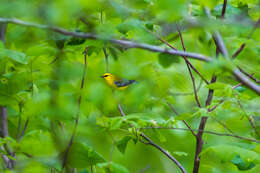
top-left (166, 102), bottom-right (197, 137)
top-left (238, 68), bottom-right (260, 83)
top-left (232, 43), bottom-right (246, 58)
top-left (117, 104), bottom-right (126, 116)
top-left (1, 17), bottom-right (259, 94)
top-left (205, 9), bottom-right (260, 95)
top-left (0, 17), bottom-right (210, 62)
top-left (221, 0), bottom-right (228, 19)
top-left (157, 33), bottom-right (209, 84)
top-left (62, 46), bottom-right (88, 168)
top-left (137, 165), bottom-right (150, 173)
top-left (0, 107), bottom-right (8, 138)
top-left (103, 46), bottom-right (110, 73)
top-left (18, 118), bottom-right (29, 141)
top-left (140, 133), bottom-right (187, 173)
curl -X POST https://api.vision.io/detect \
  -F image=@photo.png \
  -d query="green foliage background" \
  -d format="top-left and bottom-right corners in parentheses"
top-left (0, 0), bottom-right (260, 172)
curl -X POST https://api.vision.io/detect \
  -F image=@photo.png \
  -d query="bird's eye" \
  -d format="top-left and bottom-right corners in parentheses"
top-left (104, 75), bottom-right (109, 77)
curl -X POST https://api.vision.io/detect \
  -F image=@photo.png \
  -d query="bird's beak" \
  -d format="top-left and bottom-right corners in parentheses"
top-left (100, 75), bottom-right (104, 78)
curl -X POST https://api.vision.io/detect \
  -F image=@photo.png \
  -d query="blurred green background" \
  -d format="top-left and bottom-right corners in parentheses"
top-left (0, 0), bottom-right (260, 172)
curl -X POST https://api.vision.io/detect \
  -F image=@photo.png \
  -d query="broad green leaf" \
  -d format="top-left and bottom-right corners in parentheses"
top-left (67, 142), bottom-right (105, 168)
top-left (98, 162), bottom-right (130, 173)
top-left (158, 53), bottom-right (180, 68)
top-left (231, 155), bottom-right (255, 170)
top-left (116, 136), bottom-right (132, 154)
top-left (0, 48), bottom-right (29, 64)
top-left (201, 145), bottom-right (260, 164)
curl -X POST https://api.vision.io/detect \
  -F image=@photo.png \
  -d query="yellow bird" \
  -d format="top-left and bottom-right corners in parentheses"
top-left (100, 73), bottom-right (136, 90)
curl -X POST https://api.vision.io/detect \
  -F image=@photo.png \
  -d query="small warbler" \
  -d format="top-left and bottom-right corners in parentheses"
top-left (101, 73), bottom-right (136, 90)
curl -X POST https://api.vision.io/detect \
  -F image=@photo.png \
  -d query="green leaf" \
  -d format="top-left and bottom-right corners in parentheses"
top-left (158, 53), bottom-right (180, 68)
top-left (98, 162), bottom-right (130, 173)
top-left (0, 48), bottom-right (29, 64)
top-left (206, 82), bottom-right (227, 90)
top-left (173, 151), bottom-right (188, 157)
top-left (67, 142), bottom-right (105, 168)
top-left (200, 145), bottom-right (260, 164)
top-left (235, 86), bottom-right (246, 93)
top-left (117, 19), bottom-right (143, 34)
top-left (213, 4), bottom-right (243, 18)
top-left (231, 155), bottom-right (255, 170)
top-left (116, 136), bottom-right (132, 154)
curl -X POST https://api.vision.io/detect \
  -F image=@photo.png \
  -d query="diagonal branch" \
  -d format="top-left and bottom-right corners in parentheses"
top-left (140, 133), bottom-right (187, 173)
top-left (166, 102), bottom-right (197, 137)
top-left (176, 23), bottom-right (201, 107)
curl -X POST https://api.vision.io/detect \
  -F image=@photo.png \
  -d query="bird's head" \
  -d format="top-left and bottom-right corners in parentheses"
top-left (100, 73), bottom-right (114, 81)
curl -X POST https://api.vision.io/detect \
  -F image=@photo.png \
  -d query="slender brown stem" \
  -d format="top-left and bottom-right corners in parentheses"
top-left (0, 107), bottom-right (8, 138)
top-left (238, 68), bottom-right (260, 83)
top-left (137, 165), bottom-right (150, 173)
top-left (140, 133), bottom-right (187, 173)
top-left (62, 46), bottom-right (88, 168)
top-left (236, 99), bottom-right (260, 139)
top-left (117, 104), bottom-right (126, 116)
top-left (175, 23), bottom-right (201, 107)
top-left (158, 36), bottom-right (209, 85)
top-left (221, 0), bottom-right (227, 19)
top-left (103, 46), bottom-right (110, 73)
top-left (18, 118), bottom-right (29, 141)
top-left (166, 102), bottom-right (197, 137)
top-left (232, 43), bottom-right (245, 58)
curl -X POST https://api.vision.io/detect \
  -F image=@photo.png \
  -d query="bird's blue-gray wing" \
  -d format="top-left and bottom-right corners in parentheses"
top-left (114, 78), bottom-right (136, 87)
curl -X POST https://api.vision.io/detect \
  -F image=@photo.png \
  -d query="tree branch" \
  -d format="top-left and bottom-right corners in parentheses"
top-left (140, 133), bottom-right (187, 173)
top-left (176, 23), bottom-right (201, 107)
top-left (205, 9), bottom-right (260, 95)
top-left (140, 127), bottom-right (260, 143)
top-left (0, 17), bottom-right (210, 62)
top-left (156, 34), bottom-right (209, 84)
top-left (117, 103), bottom-right (126, 116)
top-left (166, 102), bottom-right (197, 137)
top-left (1, 17), bottom-right (259, 95)
top-left (62, 46), bottom-right (88, 168)
top-left (103, 46), bottom-right (110, 73)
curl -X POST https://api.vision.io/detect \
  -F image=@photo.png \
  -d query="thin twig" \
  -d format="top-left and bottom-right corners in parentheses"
top-left (210, 116), bottom-right (234, 134)
top-left (103, 46), bottom-right (110, 73)
top-left (0, 107), bottom-right (8, 138)
top-left (238, 68), bottom-right (260, 83)
top-left (232, 43), bottom-right (246, 58)
top-left (118, 102), bottom-right (186, 172)
top-left (18, 118), bottom-right (29, 141)
top-left (221, 0), bottom-right (227, 19)
top-left (166, 102), bottom-right (197, 137)
top-left (157, 34), bottom-right (209, 84)
top-left (140, 133), bottom-right (187, 173)
top-left (236, 99), bottom-right (260, 139)
top-left (117, 103), bottom-right (126, 116)
top-left (136, 165), bottom-right (150, 173)
top-left (62, 46), bottom-right (88, 168)
top-left (206, 8), bottom-right (260, 95)
top-left (140, 127), bottom-right (260, 143)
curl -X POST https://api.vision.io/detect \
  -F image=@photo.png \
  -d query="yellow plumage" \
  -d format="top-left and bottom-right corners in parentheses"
top-left (101, 73), bottom-right (136, 90)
